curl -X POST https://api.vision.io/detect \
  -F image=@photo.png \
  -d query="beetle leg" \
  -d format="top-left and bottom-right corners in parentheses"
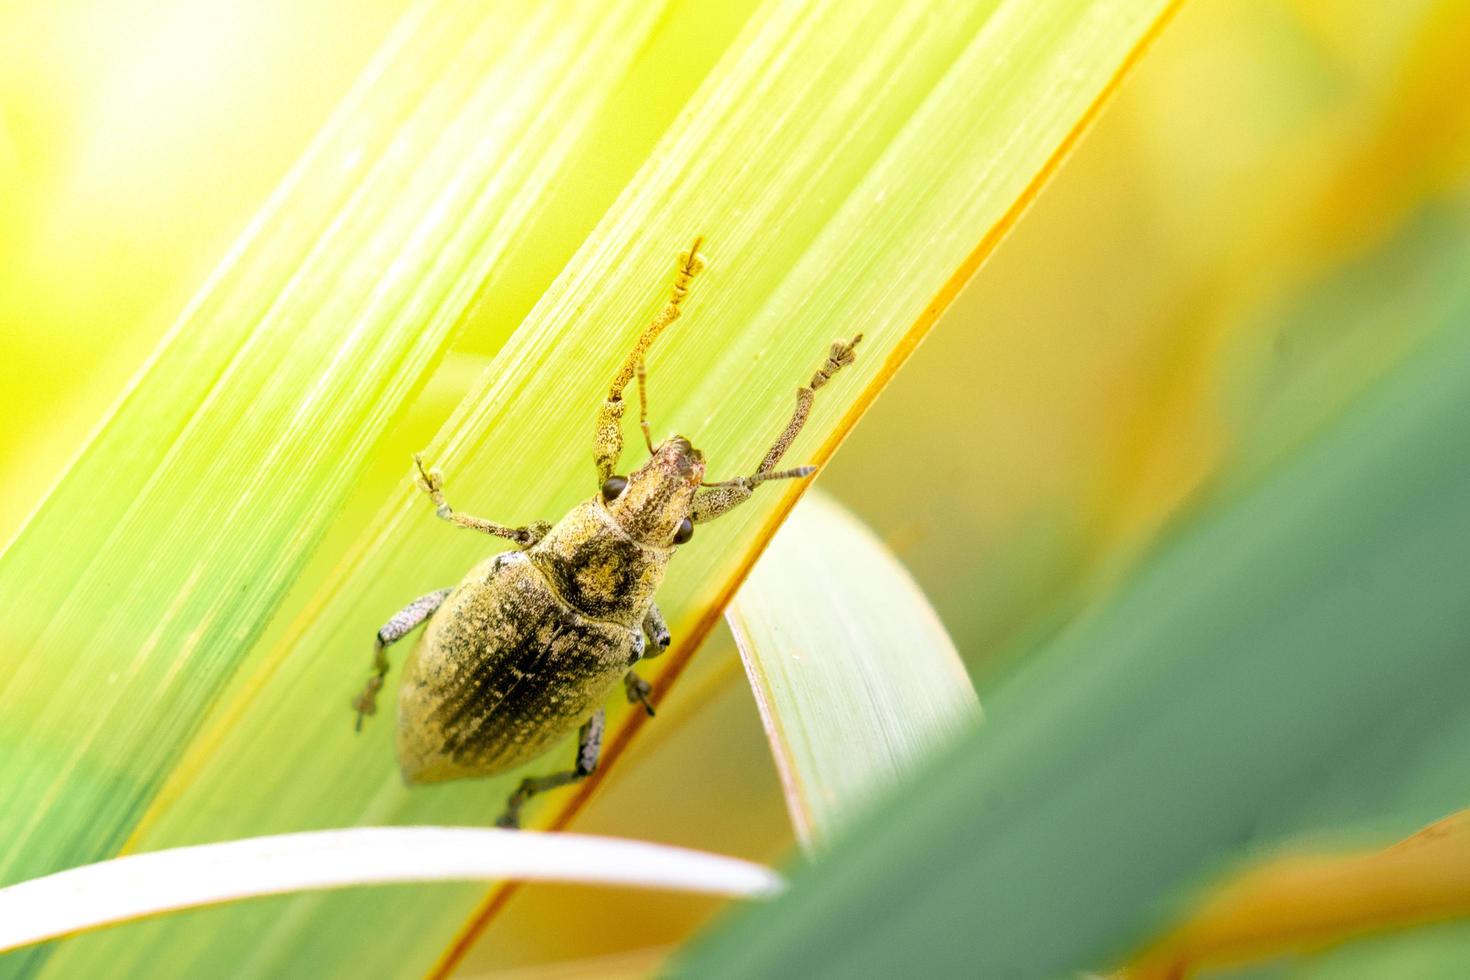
top-left (691, 334), bottom-right (862, 524)
top-left (412, 453), bottom-right (550, 548)
top-left (688, 480), bottom-right (755, 524)
top-left (755, 334), bottom-right (863, 475)
top-left (595, 237), bottom-right (707, 483)
top-left (352, 587), bottom-right (452, 731)
top-left (624, 671), bottom-right (656, 717)
top-left (641, 603), bottom-right (671, 657)
top-left (496, 709), bottom-right (605, 829)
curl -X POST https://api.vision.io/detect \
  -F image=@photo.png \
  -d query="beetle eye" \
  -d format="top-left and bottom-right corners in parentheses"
top-left (601, 475), bottom-right (628, 502)
top-left (673, 517), bottom-right (694, 545)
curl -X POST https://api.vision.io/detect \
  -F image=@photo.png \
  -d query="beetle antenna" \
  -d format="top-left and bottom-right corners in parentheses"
top-left (700, 466), bottom-right (816, 489)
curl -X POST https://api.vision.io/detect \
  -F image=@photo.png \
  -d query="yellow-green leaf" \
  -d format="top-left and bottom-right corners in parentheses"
top-left (727, 490), bottom-right (980, 850)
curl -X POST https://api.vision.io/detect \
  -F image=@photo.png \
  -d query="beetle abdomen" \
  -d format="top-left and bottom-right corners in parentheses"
top-left (396, 551), bottom-right (636, 784)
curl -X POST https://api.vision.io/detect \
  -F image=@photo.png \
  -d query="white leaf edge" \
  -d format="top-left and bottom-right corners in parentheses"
top-left (0, 826), bottom-right (783, 952)
top-left (728, 490), bottom-right (981, 851)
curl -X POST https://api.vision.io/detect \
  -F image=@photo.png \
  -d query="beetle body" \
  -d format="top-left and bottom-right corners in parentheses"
top-left (398, 441), bottom-right (696, 783)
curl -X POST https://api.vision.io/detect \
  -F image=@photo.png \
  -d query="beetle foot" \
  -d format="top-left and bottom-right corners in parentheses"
top-left (412, 452), bottom-right (444, 495)
top-left (624, 672), bottom-right (656, 717)
top-left (516, 520), bottom-right (553, 548)
top-left (351, 676), bottom-right (382, 731)
top-left (497, 778), bottom-right (535, 829)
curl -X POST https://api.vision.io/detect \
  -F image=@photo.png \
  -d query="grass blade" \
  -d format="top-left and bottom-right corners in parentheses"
top-left (726, 490), bottom-right (979, 850)
top-left (0, 828), bottom-right (781, 954)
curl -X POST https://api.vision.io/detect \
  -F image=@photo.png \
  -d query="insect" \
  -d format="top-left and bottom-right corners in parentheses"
top-left (352, 238), bottom-right (861, 827)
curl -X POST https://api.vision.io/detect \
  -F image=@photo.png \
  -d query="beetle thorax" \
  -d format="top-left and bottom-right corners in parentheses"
top-left (529, 499), bottom-right (674, 627)
top-left (527, 437), bottom-right (700, 626)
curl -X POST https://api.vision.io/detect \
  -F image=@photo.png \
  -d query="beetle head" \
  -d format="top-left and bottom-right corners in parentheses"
top-left (602, 436), bottom-right (703, 546)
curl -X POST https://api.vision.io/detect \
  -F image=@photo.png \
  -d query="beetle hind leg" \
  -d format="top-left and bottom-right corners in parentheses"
top-left (496, 708), bottom-right (605, 829)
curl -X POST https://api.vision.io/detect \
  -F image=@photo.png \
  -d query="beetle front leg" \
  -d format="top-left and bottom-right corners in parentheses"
top-left (692, 334), bottom-right (863, 524)
top-left (689, 481), bottom-right (755, 524)
top-left (413, 454), bottom-right (550, 548)
top-left (496, 709), bottom-right (605, 829)
top-left (594, 238), bottom-right (707, 483)
top-left (352, 587), bottom-right (453, 730)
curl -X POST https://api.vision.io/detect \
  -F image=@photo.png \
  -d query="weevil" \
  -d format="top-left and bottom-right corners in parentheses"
top-left (351, 238), bottom-right (860, 827)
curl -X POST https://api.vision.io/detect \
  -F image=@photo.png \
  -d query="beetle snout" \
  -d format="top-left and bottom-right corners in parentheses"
top-left (604, 437), bottom-right (703, 545)
top-left (668, 437), bottom-right (703, 479)
top-left (656, 436), bottom-right (704, 483)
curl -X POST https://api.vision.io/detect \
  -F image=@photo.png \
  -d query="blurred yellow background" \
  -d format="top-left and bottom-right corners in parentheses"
top-left (0, 0), bottom-right (405, 538)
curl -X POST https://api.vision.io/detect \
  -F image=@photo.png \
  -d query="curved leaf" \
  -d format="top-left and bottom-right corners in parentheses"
top-left (0, 828), bottom-right (781, 954)
top-left (727, 490), bottom-right (979, 850)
